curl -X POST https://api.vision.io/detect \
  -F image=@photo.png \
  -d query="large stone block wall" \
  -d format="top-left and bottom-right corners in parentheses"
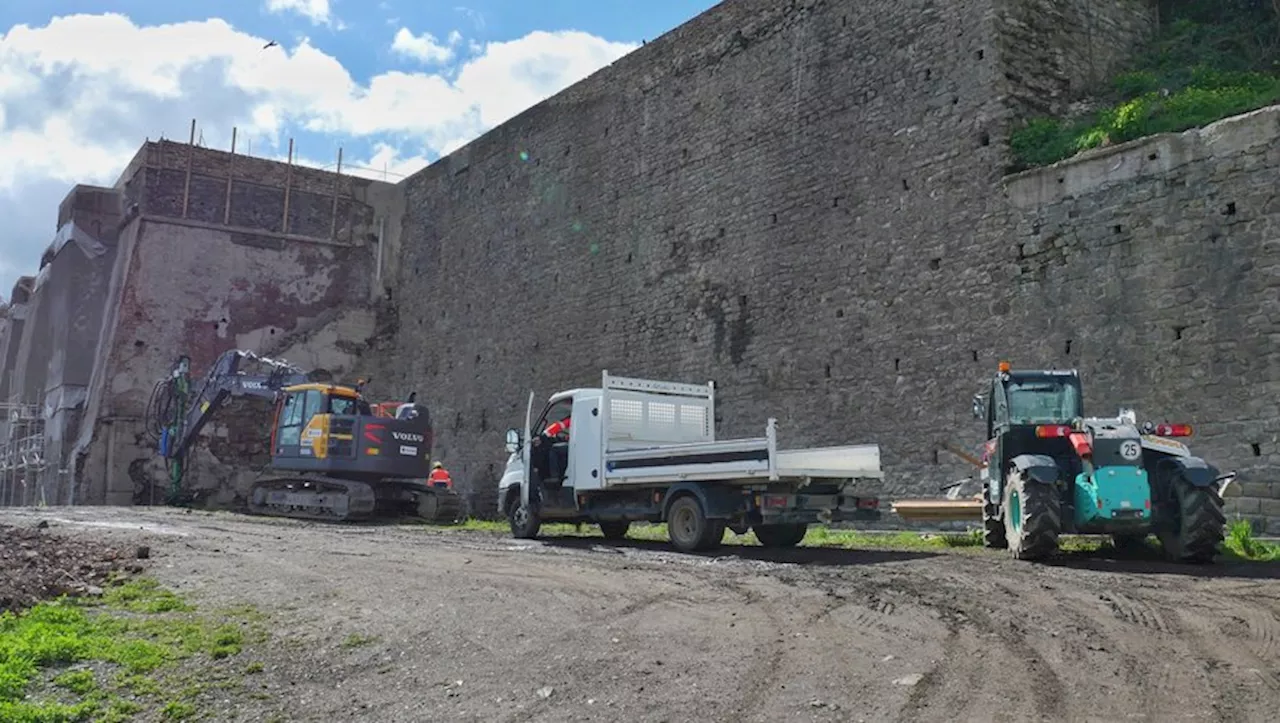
top-left (377, 0), bottom-right (1165, 515)
top-left (995, 0), bottom-right (1155, 123)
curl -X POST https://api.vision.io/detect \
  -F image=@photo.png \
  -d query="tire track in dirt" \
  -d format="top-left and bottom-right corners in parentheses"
top-left (711, 577), bottom-right (786, 723)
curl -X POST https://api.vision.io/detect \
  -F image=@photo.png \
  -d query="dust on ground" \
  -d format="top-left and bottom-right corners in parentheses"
top-left (2, 506), bottom-right (1278, 723)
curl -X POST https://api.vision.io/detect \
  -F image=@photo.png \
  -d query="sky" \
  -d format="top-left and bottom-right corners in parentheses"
top-left (0, 0), bottom-right (717, 298)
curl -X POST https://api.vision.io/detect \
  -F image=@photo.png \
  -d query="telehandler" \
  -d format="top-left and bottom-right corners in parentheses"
top-left (895, 362), bottom-right (1232, 563)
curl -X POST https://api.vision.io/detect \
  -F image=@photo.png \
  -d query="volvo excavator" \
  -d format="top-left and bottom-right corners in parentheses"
top-left (144, 349), bottom-right (463, 523)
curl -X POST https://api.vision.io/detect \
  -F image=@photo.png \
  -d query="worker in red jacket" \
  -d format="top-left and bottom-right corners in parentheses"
top-left (543, 415), bottom-right (570, 438)
top-left (427, 461), bottom-right (452, 489)
top-left (539, 413), bottom-right (571, 483)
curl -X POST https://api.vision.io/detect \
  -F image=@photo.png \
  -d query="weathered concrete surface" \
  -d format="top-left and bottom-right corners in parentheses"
top-left (1001, 104), bottom-right (1280, 533)
top-left (375, 0), bottom-right (1165, 516)
top-left (2, 186), bottom-right (122, 503)
top-left (0, 277), bottom-right (34, 405)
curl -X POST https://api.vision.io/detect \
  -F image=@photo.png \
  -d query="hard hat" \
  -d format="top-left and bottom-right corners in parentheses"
top-left (432, 461), bottom-right (443, 469)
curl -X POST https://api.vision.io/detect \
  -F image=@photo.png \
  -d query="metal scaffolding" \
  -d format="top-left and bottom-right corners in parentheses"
top-left (0, 398), bottom-right (48, 507)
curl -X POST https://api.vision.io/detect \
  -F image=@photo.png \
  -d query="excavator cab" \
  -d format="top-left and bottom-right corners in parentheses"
top-left (271, 383), bottom-right (371, 459)
top-left (268, 383), bottom-right (433, 481)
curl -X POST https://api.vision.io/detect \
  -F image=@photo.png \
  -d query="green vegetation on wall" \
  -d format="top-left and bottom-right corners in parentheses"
top-left (1009, 0), bottom-right (1280, 171)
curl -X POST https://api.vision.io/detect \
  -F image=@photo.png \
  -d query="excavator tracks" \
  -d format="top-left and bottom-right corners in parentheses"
top-left (248, 476), bottom-right (379, 522)
top-left (246, 475), bottom-right (464, 524)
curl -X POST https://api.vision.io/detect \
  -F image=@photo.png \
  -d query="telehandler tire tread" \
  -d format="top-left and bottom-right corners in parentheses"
top-left (1159, 479), bottom-right (1226, 564)
top-left (982, 481), bottom-right (1008, 549)
top-left (1004, 471), bottom-right (1060, 561)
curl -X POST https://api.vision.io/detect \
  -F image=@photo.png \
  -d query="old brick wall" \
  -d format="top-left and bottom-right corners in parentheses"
top-left (998, 105), bottom-right (1280, 533)
top-left (70, 141), bottom-right (396, 507)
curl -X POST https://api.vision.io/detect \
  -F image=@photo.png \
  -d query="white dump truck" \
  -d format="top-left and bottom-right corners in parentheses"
top-left (497, 371), bottom-right (885, 553)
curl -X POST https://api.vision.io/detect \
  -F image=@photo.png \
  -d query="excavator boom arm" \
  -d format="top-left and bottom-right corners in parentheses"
top-left (155, 349), bottom-right (310, 461)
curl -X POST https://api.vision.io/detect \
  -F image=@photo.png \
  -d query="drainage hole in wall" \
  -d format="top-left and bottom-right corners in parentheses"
top-left (894, 358), bottom-right (900, 372)
top-left (1113, 224), bottom-right (1123, 234)
top-left (1251, 443), bottom-right (1262, 457)
top-left (929, 258), bottom-right (941, 270)
top-left (1064, 339), bottom-right (1072, 355)
top-left (836, 309), bottom-right (844, 318)
top-left (1173, 325), bottom-right (1188, 340)
top-left (971, 350), bottom-right (978, 362)
top-left (771, 213), bottom-right (778, 223)
top-left (1223, 202), bottom-right (1236, 215)
top-left (825, 364), bottom-right (831, 379)
top-left (134, 340), bottom-right (145, 349)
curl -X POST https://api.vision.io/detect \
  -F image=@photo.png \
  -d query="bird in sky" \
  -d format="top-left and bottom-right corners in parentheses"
top-left (262, 40), bottom-right (278, 50)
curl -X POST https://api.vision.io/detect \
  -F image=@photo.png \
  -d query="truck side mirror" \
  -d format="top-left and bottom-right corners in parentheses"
top-left (972, 394), bottom-right (985, 420)
top-left (504, 428), bottom-right (521, 453)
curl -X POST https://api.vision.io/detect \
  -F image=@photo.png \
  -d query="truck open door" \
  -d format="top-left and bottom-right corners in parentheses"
top-left (520, 390), bottom-right (534, 510)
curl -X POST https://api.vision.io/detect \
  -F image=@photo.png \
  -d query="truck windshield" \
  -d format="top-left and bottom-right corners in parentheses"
top-left (1006, 378), bottom-right (1080, 422)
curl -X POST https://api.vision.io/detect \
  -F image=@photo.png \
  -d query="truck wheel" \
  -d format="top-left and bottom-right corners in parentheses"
top-left (982, 480), bottom-right (1007, 549)
top-left (508, 488), bottom-right (541, 540)
top-left (1003, 470), bottom-right (1060, 561)
top-left (599, 520), bottom-right (630, 540)
top-left (1155, 478), bottom-right (1225, 564)
top-left (754, 523), bottom-right (808, 548)
top-left (666, 496), bottom-right (724, 553)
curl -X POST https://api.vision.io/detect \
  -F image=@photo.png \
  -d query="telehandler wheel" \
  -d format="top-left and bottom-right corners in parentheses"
top-left (508, 487), bottom-right (542, 540)
top-left (1156, 478), bottom-right (1226, 564)
top-left (666, 496), bottom-right (725, 553)
top-left (754, 523), bottom-right (808, 548)
top-left (599, 520), bottom-right (631, 540)
top-left (982, 481), bottom-right (1007, 549)
top-left (1003, 470), bottom-right (1060, 561)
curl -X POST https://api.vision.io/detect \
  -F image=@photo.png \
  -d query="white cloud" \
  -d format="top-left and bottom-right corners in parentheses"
top-left (391, 27), bottom-right (459, 65)
top-left (0, 12), bottom-right (638, 294)
top-left (264, 0), bottom-right (332, 26)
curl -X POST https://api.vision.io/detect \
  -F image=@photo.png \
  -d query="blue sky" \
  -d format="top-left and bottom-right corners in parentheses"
top-left (0, 0), bottom-right (717, 297)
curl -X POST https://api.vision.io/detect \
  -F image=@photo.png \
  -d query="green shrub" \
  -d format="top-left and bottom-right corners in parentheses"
top-left (1009, 1), bottom-right (1280, 170)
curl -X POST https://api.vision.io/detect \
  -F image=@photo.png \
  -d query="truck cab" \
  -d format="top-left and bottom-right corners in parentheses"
top-left (498, 371), bottom-right (884, 553)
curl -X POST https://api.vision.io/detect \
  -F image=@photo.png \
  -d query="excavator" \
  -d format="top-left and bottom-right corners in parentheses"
top-left (144, 349), bottom-right (463, 524)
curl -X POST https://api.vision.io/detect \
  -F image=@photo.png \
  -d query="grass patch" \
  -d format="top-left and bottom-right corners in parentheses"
top-left (1223, 519), bottom-right (1280, 562)
top-left (1009, 0), bottom-right (1280, 170)
top-left (339, 633), bottom-right (379, 650)
top-left (0, 576), bottom-right (268, 722)
top-left (441, 517), bottom-right (1108, 553)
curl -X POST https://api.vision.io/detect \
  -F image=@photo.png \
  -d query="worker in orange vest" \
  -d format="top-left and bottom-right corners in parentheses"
top-left (427, 461), bottom-right (452, 489)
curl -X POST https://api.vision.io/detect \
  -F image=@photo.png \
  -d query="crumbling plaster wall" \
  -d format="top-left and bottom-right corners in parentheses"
top-left (71, 141), bottom-right (395, 507)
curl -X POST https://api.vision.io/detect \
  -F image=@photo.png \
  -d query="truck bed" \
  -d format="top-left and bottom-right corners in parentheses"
top-left (601, 422), bottom-right (882, 487)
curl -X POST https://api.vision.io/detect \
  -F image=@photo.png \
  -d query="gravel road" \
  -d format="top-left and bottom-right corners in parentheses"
top-left (3, 506), bottom-right (1278, 723)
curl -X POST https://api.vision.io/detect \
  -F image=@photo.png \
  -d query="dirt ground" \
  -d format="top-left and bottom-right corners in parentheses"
top-left (2, 506), bottom-right (1278, 723)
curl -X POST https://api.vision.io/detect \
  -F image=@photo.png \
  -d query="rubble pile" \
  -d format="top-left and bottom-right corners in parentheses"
top-left (0, 522), bottom-right (148, 612)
